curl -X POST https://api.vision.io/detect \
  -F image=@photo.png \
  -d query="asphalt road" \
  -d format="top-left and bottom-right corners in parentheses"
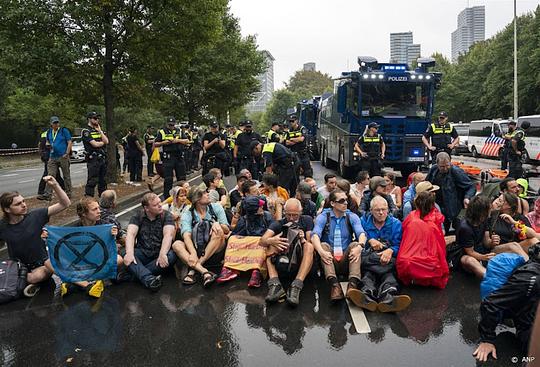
top-left (0, 161), bottom-right (535, 367)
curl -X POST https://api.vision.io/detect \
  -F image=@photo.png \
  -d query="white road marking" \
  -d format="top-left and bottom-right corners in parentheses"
top-left (14, 168), bottom-right (40, 172)
top-left (116, 174), bottom-right (202, 217)
top-left (340, 282), bottom-right (371, 334)
top-left (1, 174), bottom-right (18, 177)
top-left (18, 179), bottom-right (35, 183)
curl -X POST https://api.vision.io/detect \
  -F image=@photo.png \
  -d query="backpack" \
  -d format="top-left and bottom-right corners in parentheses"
top-left (0, 260), bottom-right (27, 304)
top-left (191, 204), bottom-right (218, 256)
top-left (323, 211), bottom-right (355, 241)
top-left (272, 221), bottom-right (304, 274)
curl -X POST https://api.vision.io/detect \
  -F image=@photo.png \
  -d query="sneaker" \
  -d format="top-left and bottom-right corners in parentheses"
top-left (23, 284), bottom-right (40, 297)
top-left (286, 285), bottom-right (302, 307)
top-left (347, 289), bottom-right (378, 311)
top-left (36, 195), bottom-right (51, 201)
top-left (216, 267), bottom-right (239, 284)
top-left (60, 282), bottom-right (77, 297)
top-left (147, 275), bottom-right (162, 292)
top-left (247, 270), bottom-right (262, 288)
top-left (86, 280), bottom-right (105, 298)
top-left (377, 294), bottom-right (411, 313)
top-left (265, 282), bottom-right (286, 303)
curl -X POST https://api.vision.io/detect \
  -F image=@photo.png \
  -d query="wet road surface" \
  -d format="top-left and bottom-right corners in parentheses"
top-left (0, 161), bottom-right (531, 367)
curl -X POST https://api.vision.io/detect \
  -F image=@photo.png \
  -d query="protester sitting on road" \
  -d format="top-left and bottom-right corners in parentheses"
top-left (426, 152), bottom-right (476, 233)
top-left (59, 197), bottom-right (124, 298)
top-left (473, 244), bottom-right (539, 362)
top-left (260, 198), bottom-right (315, 307)
top-left (230, 174), bottom-right (249, 209)
top-left (295, 182), bottom-right (317, 218)
top-left (216, 196), bottom-right (274, 288)
top-left (99, 190), bottom-right (125, 246)
top-left (397, 191), bottom-right (449, 289)
top-left (317, 173), bottom-right (337, 200)
top-left (202, 172), bottom-right (226, 206)
top-left (326, 179), bottom-right (360, 215)
top-left (163, 186), bottom-right (190, 236)
top-left (402, 172), bottom-right (425, 209)
top-left (173, 186), bottom-right (229, 287)
top-left (305, 177), bottom-right (325, 212)
top-left (261, 173), bottom-right (289, 220)
top-left (526, 197), bottom-right (540, 233)
top-left (402, 181), bottom-right (443, 221)
top-left (351, 171), bottom-right (370, 206)
top-left (352, 196), bottom-right (410, 313)
top-left (490, 192), bottom-right (539, 252)
top-left (311, 190), bottom-right (367, 302)
top-left (359, 176), bottom-right (398, 218)
top-left (0, 176), bottom-right (70, 297)
top-left (239, 168), bottom-right (258, 185)
top-left (230, 179), bottom-right (269, 229)
top-left (208, 168), bottom-right (230, 208)
top-left (458, 195), bottom-right (529, 279)
top-left (124, 193), bottom-right (178, 291)
top-left (492, 177), bottom-right (529, 215)
top-left (383, 173), bottom-right (402, 209)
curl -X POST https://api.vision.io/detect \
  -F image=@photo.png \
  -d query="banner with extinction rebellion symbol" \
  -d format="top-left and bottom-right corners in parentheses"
top-left (46, 224), bottom-right (117, 282)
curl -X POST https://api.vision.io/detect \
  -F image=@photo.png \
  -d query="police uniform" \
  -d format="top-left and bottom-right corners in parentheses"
top-left (357, 133), bottom-right (384, 177)
top-left (190, 127), bottom-right (202, 171)
top-left (501, 126), bottom-right (518, 170)
top-left (202, 128), bottom-right (228, 175)
top-left (225, 127), bottom-right (241, 174)
top-left (143, 130), bottom-right (155, 176)
top-left (265, 128), bottom-right (281, 144)
top-left (508, 128), bottom-right (526, 179)
top-left (235, 128), bottom-right (262, 178)
top-left (156, 125), bottom-right (187, 199)
top-left (424, 121), bottom-right (458, 163)
top-left (262, 142), bottom-right (299, 196)
top-left (287, 124), bottom-right (313, 178)
top-left (81, 126), bottom-right (107, 197)
top-left (181, 126), bottom-right (193, 174)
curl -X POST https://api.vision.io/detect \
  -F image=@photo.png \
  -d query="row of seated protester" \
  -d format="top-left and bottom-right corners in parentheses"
top-left (0, 152), bottom-right (539, 363)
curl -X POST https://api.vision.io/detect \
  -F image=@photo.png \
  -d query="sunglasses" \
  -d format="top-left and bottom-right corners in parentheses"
top-left (334, 198), bottom-right (348, 204)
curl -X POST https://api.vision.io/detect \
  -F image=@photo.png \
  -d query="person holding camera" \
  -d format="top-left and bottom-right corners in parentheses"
top-left (260, 198), bottom-right (315, 307)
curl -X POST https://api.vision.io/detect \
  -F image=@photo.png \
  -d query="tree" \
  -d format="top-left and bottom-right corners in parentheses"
top-left (286, 70), bottom-right (333, 100)
top-left (263, 89), bottom-right (298, 131)
top-left (0, 0), bottom-right (227, 180)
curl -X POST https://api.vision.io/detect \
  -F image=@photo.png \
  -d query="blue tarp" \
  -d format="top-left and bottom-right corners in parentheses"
top-left (46, 224), bottom-right (117, 282)
top-left (480, 253), bottom-right (526, 300)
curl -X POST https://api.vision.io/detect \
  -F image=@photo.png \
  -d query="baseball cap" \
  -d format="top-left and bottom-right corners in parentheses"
top-left (242, 196), bottom-right (265, 216)
top-left (87, 111), bottom-right (101, 119)
top-left (239, 121), bottom-right (245, 127)
top-left (288, 115), bottom-right (297, 121)
top-left (368, 122), bottom-right (379, 129)
top-left (439, 111), bottom-right (448, 118)
top-left (509, 120), bottom-right (517, 126)
top-left (225, 123), bottom-right (232, 128)
top-left (50, 116), bottom-right (60, 124)
top-left (249, 141), bottom-right (261, 151)
top-left (210, 121), bottom-right (219, 128)
top-left (415, 181), bottom-right (440, 193)
top-left (297, 182), bottom-right (312, 199)
top-left (167, 117), bottom-right (176, 124)
top-left (369, 176), bottom-right (387, 191)
top-left (244, 120), bottom-right (253, 126)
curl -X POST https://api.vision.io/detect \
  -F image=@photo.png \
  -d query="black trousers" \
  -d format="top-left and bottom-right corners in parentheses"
top-left (275, 162), bottom-right (299, 197)
top-left (294, 151), bottom-right (313, 178)
top-left (162, 154), bottom-right (186, 199)
top-left (146, 148), bottom-right (154, 176)
top-left (508, 156), bottom-right (524, 179)
top-left (360, 269), bottom-right (398, 301)
top-left (239, 156), bottom-right (260, 180)
top-left (85, 156), bottom-right (107, 197)
top-left (128, 155), bottom-right (143, 182)
top-left (360, 157), bottom-right (382, 177)
top-left (430, 148), bottom-right (452, 165)
top-left (38, 160), bottom-right (65, 195)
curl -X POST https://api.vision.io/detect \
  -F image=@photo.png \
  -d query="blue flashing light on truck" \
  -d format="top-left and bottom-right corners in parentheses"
top-left (317, 56), bottom-right (442, 178)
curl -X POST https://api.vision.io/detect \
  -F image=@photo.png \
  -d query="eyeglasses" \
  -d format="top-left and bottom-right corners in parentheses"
top-left (373, 208), bottom-right (388, 212)
top-left (334, 198), bottom-right (348, 204)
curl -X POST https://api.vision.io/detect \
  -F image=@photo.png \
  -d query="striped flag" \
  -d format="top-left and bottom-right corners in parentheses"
top-left (480, 135), bottom-right (504, 157)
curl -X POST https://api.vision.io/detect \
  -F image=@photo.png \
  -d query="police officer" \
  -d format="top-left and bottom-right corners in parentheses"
top-left (422, 111), bottom-right (460, 164)
top-left (280, 121), bottom-right (289, 144)
top-left (180, 122), bottom-right (193, 174)
top-left (226, 122), bottom-right (242, 174)
top-left (508, 121), bottom-right (528, 179)
top-left (190, 125), bottom-right (202, 171)
top-left (202, 121), bottom-right (228, 175)
top-left (234, 120), bottom-right (262, 178)
top-left (251, 141), bottom-right (299, 197)
top-left (143, 125), bottom-right (155, 176)
top-left (501, 120), bottom-right (518, 170)
top-left (155, 117), bottom-right (190, 199)
top-left (82, 112), bottom-right (109, 197)
top-left (265, 122), bottom-right (281, 143)
top-left (286, 115), bottom-right (313, 178)
top-left (354, 122), bottom-right (386, 177)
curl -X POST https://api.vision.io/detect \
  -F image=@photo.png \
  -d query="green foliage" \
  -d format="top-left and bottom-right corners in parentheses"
top-left (434, 6), bottom-right (540, 122)
top-left (286, 70), bottom-right (333, 99)
top-left (263, 89), bottom-right (298, 128)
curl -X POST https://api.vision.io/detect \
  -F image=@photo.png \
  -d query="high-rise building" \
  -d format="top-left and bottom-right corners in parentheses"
top-left (303, 62), bottom-right (316, 72)
top-left (406, 44), bottom-right (421, 67)
top-left (390, 32), bottom-right (413, 64)
top-left (246, 50), bottom-right (275, 114)
top-left (451, 6), bottom-right (485, 62)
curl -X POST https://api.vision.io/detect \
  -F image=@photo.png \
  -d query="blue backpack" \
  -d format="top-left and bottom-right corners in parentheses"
top-left (480, 253), bottom-right (526, 300)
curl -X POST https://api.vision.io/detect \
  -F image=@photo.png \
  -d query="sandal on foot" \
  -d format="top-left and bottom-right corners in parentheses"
top-left (202, 271), bottom-right (217, 288)
top-left (183, 269), bottom-right (197, 285)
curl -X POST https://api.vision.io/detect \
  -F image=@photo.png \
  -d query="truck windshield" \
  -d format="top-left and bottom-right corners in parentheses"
top-left (360, 82), bottom-right (430, 118)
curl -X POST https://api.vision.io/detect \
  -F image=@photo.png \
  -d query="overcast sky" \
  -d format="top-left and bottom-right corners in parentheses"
top-left (229, 0), bottom-right (539, 89)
